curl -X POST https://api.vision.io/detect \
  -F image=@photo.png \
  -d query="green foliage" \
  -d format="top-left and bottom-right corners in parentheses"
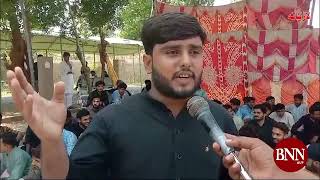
top-left (119, 0), bottom-right (215, 40)
top-left (28, 0), bottom-right (66, 30)
top-left (119, 0), bottom-right (152, 40)
top-left (80, 0), bottom-right (128, 34)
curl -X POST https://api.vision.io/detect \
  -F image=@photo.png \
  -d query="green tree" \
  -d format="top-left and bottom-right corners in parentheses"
top-left (119, 0), bottom-right (215, 40)
top-left (80, 0), bottom-right (128, 86)
top-left (119, 0), bottom-right (152, 40)
top-left (0, 0), bottom-right (66, 83)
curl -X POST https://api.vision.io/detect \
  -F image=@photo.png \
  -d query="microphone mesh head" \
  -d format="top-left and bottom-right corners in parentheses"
top-left (187, 96), bottom-right (209, 117)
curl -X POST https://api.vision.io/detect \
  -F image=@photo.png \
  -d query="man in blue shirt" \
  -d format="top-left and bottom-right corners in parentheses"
top-left (236, 96), bottom-right (255, 123)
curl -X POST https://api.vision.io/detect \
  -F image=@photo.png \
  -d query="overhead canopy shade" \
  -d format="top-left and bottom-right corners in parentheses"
top-left (0, 31), bottom-right (143, 56)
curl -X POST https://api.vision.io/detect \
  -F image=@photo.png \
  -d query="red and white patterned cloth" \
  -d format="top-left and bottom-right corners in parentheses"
top-left (155, 0), bottom-right (319, 105)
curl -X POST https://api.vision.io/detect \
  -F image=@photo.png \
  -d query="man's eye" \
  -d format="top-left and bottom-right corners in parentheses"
top-left (190, 50), bottom-right (200, 55)
top-left (166, 50), bottom-right (179, 55)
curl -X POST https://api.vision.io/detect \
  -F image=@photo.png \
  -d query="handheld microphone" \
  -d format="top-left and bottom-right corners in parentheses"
top-left (187, 96), bottom-right (253, 180)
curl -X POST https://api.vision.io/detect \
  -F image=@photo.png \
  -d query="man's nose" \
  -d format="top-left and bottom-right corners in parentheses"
top-left (180, 51), bottom-right (192, 67)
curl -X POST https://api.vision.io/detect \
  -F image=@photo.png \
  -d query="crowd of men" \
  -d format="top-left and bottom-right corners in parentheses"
top-left (1, 90), bottom-right (319, 179)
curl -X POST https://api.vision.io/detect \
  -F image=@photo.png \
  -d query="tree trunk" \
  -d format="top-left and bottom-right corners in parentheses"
top-left (7, 2), bottom-right (30, 82)
top-left (68, 0), bottom-right (92, 93)
top-left (99, 27), bottom-right (107, 79)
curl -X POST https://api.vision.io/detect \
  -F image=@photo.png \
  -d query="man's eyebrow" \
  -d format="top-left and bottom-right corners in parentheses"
top-left (189, 44), bottom-right (203, 49)
top-left (159, 45), bottom-right (182, 50)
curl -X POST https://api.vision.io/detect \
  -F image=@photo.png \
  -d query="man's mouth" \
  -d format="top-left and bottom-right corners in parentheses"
top-left (174, 71), bottom-right (195, 79)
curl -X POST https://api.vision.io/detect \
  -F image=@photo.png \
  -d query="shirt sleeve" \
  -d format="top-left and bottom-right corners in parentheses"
top-left (287, 113), bottom-right (295, 130)
top-left (112, 91), bottom-right (121, 104)
top-left (64, 131), bottom-right (78, 156)
top-left (291, 117), bottom-right (304, 136)
top-left (8, 152), bottom-right (31, 180)
top-left (67, 111), bottom-right (112, 179)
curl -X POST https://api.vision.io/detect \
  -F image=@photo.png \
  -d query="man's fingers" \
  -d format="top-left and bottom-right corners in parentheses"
top-left (226, 136), bottom-right (264, 150)
top-left (52, 82), bottom-right (65, 103)
top-left (23, 95), bottom-right (34, 123)
top-left (228, 163), bottom-right (241, 180)
top-left (223, 154), bottom-right (235, 168)
top-left (6, 70), bottom-right (16, 82)
top-left (10, 79), bottom-right (27, 111)
top-left (15, 67), bottom-right (34, 94)
top-left (212, 143), bottom-right (224, 157)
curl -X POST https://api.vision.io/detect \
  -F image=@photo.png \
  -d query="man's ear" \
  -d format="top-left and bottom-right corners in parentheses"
top-left (143, 54), bottom-right (152, 74)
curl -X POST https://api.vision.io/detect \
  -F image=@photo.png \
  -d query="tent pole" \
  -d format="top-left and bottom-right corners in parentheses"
top-left (93, 53), bottom-right (96, 69)
top-left (60, 36), bottom-right (63, 60)
top-left (133, 54), bottom-right (135, 84)
top-left (309, 0), bottom-right (316, 26)
top-left (138, 46), bottom-right (142, 90)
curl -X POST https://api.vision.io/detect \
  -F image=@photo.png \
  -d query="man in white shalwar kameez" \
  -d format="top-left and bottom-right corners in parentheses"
top-left (60, 52), bottom-right (74, 108)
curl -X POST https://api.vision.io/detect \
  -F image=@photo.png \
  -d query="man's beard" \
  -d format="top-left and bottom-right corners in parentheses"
top-left (152, 66), bottom-right (201, 99)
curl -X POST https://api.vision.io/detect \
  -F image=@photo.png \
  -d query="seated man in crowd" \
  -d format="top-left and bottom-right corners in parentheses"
top-left (229, 98), bottom-right (241, 114)
top-left (306, 143), bottom-right (320, 175)
top-left (286, 93), bottom-right (308, 123)
top-left (248, 104), bottom-right (276, 147)
top-left (269, 103), bottom-right (295, 130)
top-left (236, 96), bottom-right (255, 123)
top-left (90, 71), bottom-right (100, 90)
top-left (0, 132), bottom-right (32, 179)
top-left (272, 121), bottom-right (289, 145)
top-left (291, 102), bottom-right (320, 145)
top-left (265, 96), bottom-right (276, 112)
top-left (69, 109), bottom-right (91, 138)
top-left (23, 145), bottom-right (41, 180)
top-left (223, 104), bottom-right (243, 131)
top-left (86, 94), bottom-right (104, 118)
top-left (141, 80), bottom-right (151, 93)
top-left (238, 123), bottom-right (259, 138)
top-left (87, 81), bottom-right (109, 107)
top-left (112, 81), bottom-right (129, 104)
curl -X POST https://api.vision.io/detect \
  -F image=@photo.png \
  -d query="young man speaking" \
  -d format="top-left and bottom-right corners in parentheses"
top-left (6, 13), bottom-right (237, 179)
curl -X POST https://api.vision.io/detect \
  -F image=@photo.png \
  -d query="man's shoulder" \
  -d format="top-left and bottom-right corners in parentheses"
top-left (207, 100), bottom-right (238, 134)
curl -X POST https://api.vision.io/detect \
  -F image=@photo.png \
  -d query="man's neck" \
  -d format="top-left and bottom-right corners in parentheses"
top-left (148, 88), bottom-right (189, 117)
top-left (78, 123), bottom-right (86, 130)
top-left (256, 117), bottom-right (266, 127)
top-left (6, 146), bottom-right (14, 153)
top-left (295, 103), bottom-right (301, 107)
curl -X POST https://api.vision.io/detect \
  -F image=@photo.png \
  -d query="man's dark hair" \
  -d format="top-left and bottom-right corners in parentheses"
top-left (262, 102), bottom-right (272, 112)
top-left (91, 92), bottom-right (101, 101)
top-left (274, 103), bottom-right (285, 111)
top-left (223, 104), bottom-right (232, 110)
top-left (294, 93), bottom-right (303, 100)
top-left (118, 82), bottom-right (127, 89)
top-left (253, 104), bottom-right (267, 114)
top-left (309, 102), bottom-right (320, 114)
top-left (212, 99), bottom-right (222, 105)
top-left (145, 80), bottom-right (151, 84)
top-left (273, 122), bottom-right (289, 134)
top-left (67, 109), bottom-right (72, 119)
top-left (0, 131), bottom-right (18, 147)
top-left (37, 54), bottom-right (43, 57)
top-left (266, 96), bottom-right (275, 101)
top-left (63, 52), bottom-right (70, 57)
top-left (95, 80), bottom-right (105, 87)
top-left (141, 12), bottom-right (207, 55)
top-left (76, 108), bottom-right (90, 119)
top-left (230, 98), bottom-right (241, 106)
top-left (239, 123), bottom-right (259, 138)
top-left (243, 97), bottom-right (255, 103)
